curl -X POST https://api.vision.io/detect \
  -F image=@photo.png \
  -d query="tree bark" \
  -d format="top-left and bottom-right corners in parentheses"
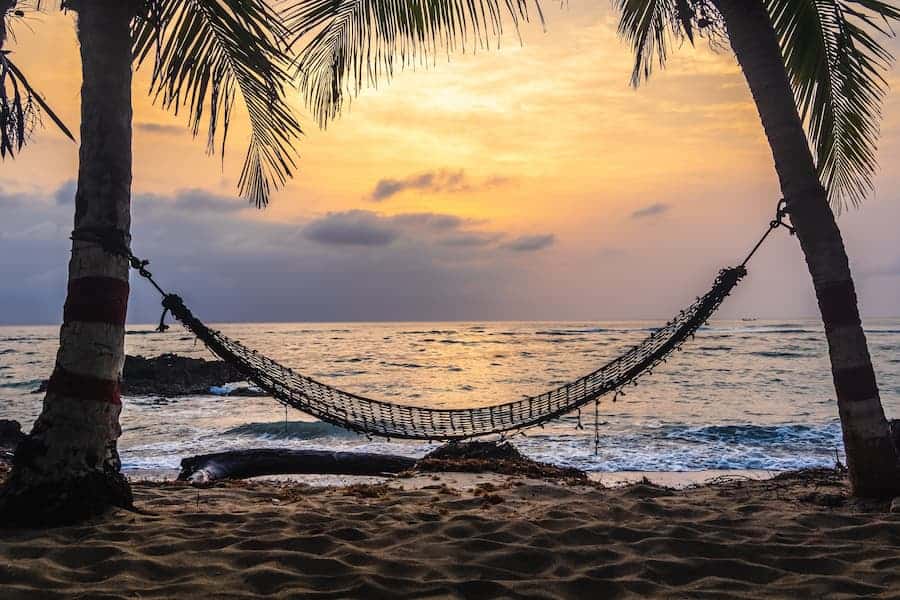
top-left (715, 0), bottom-right (900, 497)
top-left (0, 0), bottom-right (135, 526)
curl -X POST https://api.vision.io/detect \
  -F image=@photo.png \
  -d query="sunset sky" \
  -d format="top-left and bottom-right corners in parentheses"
top-left (2, 2), bottom-right (900, 324)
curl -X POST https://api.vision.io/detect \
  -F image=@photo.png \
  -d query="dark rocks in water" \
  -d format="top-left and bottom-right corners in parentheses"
top-left (417, 441), bottom-right (587, 480)
top-left (33, 354), bottom-right (251, 397)
top-left (123, 354), bottom-right (246, 396)
top-left (216, 385), bottom-right (268, 398)
top-left (0, 419), bottom-right (24, 452)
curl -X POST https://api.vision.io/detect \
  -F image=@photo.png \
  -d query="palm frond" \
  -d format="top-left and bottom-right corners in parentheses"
top-left (767, 0), bottom-right (900, 210)
top-left (0, 51), bottom-right (74, 158)
top-left (133, 0), bottom-right (303, 208)
top-left (282, 0), bottom-right (544, 128)
top-left (615, 0), bottom-right (680, 86)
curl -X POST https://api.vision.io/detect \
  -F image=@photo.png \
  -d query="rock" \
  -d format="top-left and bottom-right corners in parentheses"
top-left (224, 386), bottom-right (268, 398)
top-left (891, 497), bottom-right (900, 514)
top-left (33, 354), bottom-right (250, 398)
top-left (0, 419), bottom-right (24, 451)
top-left (416, 441), bottom-right (587, 480)
top-left (208, 383), bottom-right (268, 397)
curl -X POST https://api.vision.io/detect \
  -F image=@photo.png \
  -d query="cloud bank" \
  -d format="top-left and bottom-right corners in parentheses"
top-left (502, 234), bottom-right (556, 252)
top-left (370, 169), bottom-right (510, 201)
top-left (0, 185), bottom-right (556, 324)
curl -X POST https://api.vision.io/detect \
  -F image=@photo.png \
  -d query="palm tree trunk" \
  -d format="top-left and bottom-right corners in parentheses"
top-left (714, 0), bottom-right (900, 497)
top-left (0, 0), bottom-right (135, 525)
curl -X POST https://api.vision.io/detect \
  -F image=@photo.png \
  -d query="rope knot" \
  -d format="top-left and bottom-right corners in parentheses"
top-left (157, 294), bottom-right (190, 332)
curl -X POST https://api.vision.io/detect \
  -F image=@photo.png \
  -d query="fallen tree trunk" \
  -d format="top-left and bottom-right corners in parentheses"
top-left (178, 449), bottom-right (417, 484)
top-left (177, 442), bottom-right (587, 485)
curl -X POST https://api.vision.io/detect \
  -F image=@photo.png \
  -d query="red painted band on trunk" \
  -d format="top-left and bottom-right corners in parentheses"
top-left (46, 366), bottom-right (121, 405)
top-left (816, 280), bottom-right (861, 332)
top-left (833, 364), bottom-right (879, 404)
top-left (64, 276), bottom-right (130, 326)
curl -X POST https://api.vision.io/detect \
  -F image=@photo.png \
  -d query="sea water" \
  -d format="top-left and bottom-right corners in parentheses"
top-left (1, 320), bottom-right (898, 474)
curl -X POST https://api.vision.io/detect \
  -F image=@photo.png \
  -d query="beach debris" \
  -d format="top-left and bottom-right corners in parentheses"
top-left (343, 483), bottom-right (393, 499)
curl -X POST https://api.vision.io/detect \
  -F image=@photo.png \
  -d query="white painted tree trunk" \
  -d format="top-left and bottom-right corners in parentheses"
top-left (0, 0), bottom-right (135, 525)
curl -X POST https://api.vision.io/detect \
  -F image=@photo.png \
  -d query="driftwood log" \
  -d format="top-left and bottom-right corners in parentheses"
top-left (177, 442), bottom-right (587, 484)
top-left (178, 449), bottom-right (417, 484)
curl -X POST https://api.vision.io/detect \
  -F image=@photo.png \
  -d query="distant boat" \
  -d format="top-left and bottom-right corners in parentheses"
top-left (741, 317), bottom-right (759, 322)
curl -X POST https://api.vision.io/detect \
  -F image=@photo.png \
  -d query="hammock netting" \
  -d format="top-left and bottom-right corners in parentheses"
top-left (159, 266), bottom-right (747, 441)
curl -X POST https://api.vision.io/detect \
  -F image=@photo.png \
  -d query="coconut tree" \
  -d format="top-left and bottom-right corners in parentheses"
top-left (285, 0), bottom-right (900, 496)
top-left (617, 0), bottom-right (900, 496)
top-left (0, 0), bottom-right (541, 526)
top-left (0, 0), bottom-right (305, 526)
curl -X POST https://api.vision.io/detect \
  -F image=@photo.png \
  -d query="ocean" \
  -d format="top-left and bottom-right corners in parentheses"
top-left (1, 320), bottom-right (898, 475)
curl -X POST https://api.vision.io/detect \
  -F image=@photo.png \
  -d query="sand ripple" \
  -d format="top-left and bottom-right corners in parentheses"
top-left (2, 472), bottom-right (900, 598)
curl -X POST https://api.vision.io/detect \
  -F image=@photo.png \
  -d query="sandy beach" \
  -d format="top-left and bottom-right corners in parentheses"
top-left (2, 469), bottom-right (899, 599)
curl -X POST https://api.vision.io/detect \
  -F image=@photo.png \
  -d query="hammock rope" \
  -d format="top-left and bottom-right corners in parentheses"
top-left (77, 199), bottom-right (792, 441)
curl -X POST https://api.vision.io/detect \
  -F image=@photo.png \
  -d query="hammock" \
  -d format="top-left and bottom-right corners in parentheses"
top-left (122, 201), bottom-right (790, 441)
top-left (156, 267), bottom-right (745, 440)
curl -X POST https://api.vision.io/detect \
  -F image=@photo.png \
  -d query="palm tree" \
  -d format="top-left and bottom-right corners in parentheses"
top-left (0, 0), bottom-right (542, 525)
top-left (285, 0), bottom-right (900, 496)
top-left (0, 0), bottom-right (304, 526)
top-left (617, 0), bottom-right (900, 496)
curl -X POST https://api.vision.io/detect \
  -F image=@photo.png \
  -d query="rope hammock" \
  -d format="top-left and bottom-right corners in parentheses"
top-left (106, 200), bottom-right (793, 442)
top-left (159, 266), bottom-right (744, 440)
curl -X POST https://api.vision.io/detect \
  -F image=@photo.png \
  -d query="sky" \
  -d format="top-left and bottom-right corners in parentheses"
top-left (2, 2), bottom-right (900, 325)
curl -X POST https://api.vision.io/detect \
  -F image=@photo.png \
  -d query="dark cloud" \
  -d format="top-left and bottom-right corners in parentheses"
top-left (54, 180), bottom-right (77, 206)
top-left (303, 210), bottom-right (487, 248)
top-left (136, 122), bottom-right (185, 135)
top-left (390, 213), bottom-right (464, 231)
top-left (0, 189), bottom-right (562, 324)
top-left (630, 202), bottom-right (671, 219)
top-left (502, 234), bottom-right (556, 252)
top-left (439, 232), bottom-right (502, 248)
top-left (370, 169), bottom-right (510, 202)
top-left (304, 210), bottom-right (400, 247)
top-left (170, 189), bottom-right (246, 213)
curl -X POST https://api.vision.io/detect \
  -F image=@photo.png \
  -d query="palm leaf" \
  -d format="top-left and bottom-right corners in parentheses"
top-left (766, 0), bottom-right (900, 209)
top-left (282, 0), bottom-right (543, 128)
top-left (1, 1), bottom-right (74, 157)
top-left (0, 51), bottom-right (74, 158)
top-left (133, 0), bottom-right (303, 207)
top-left (614, 0), bottom-right (680, 86)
